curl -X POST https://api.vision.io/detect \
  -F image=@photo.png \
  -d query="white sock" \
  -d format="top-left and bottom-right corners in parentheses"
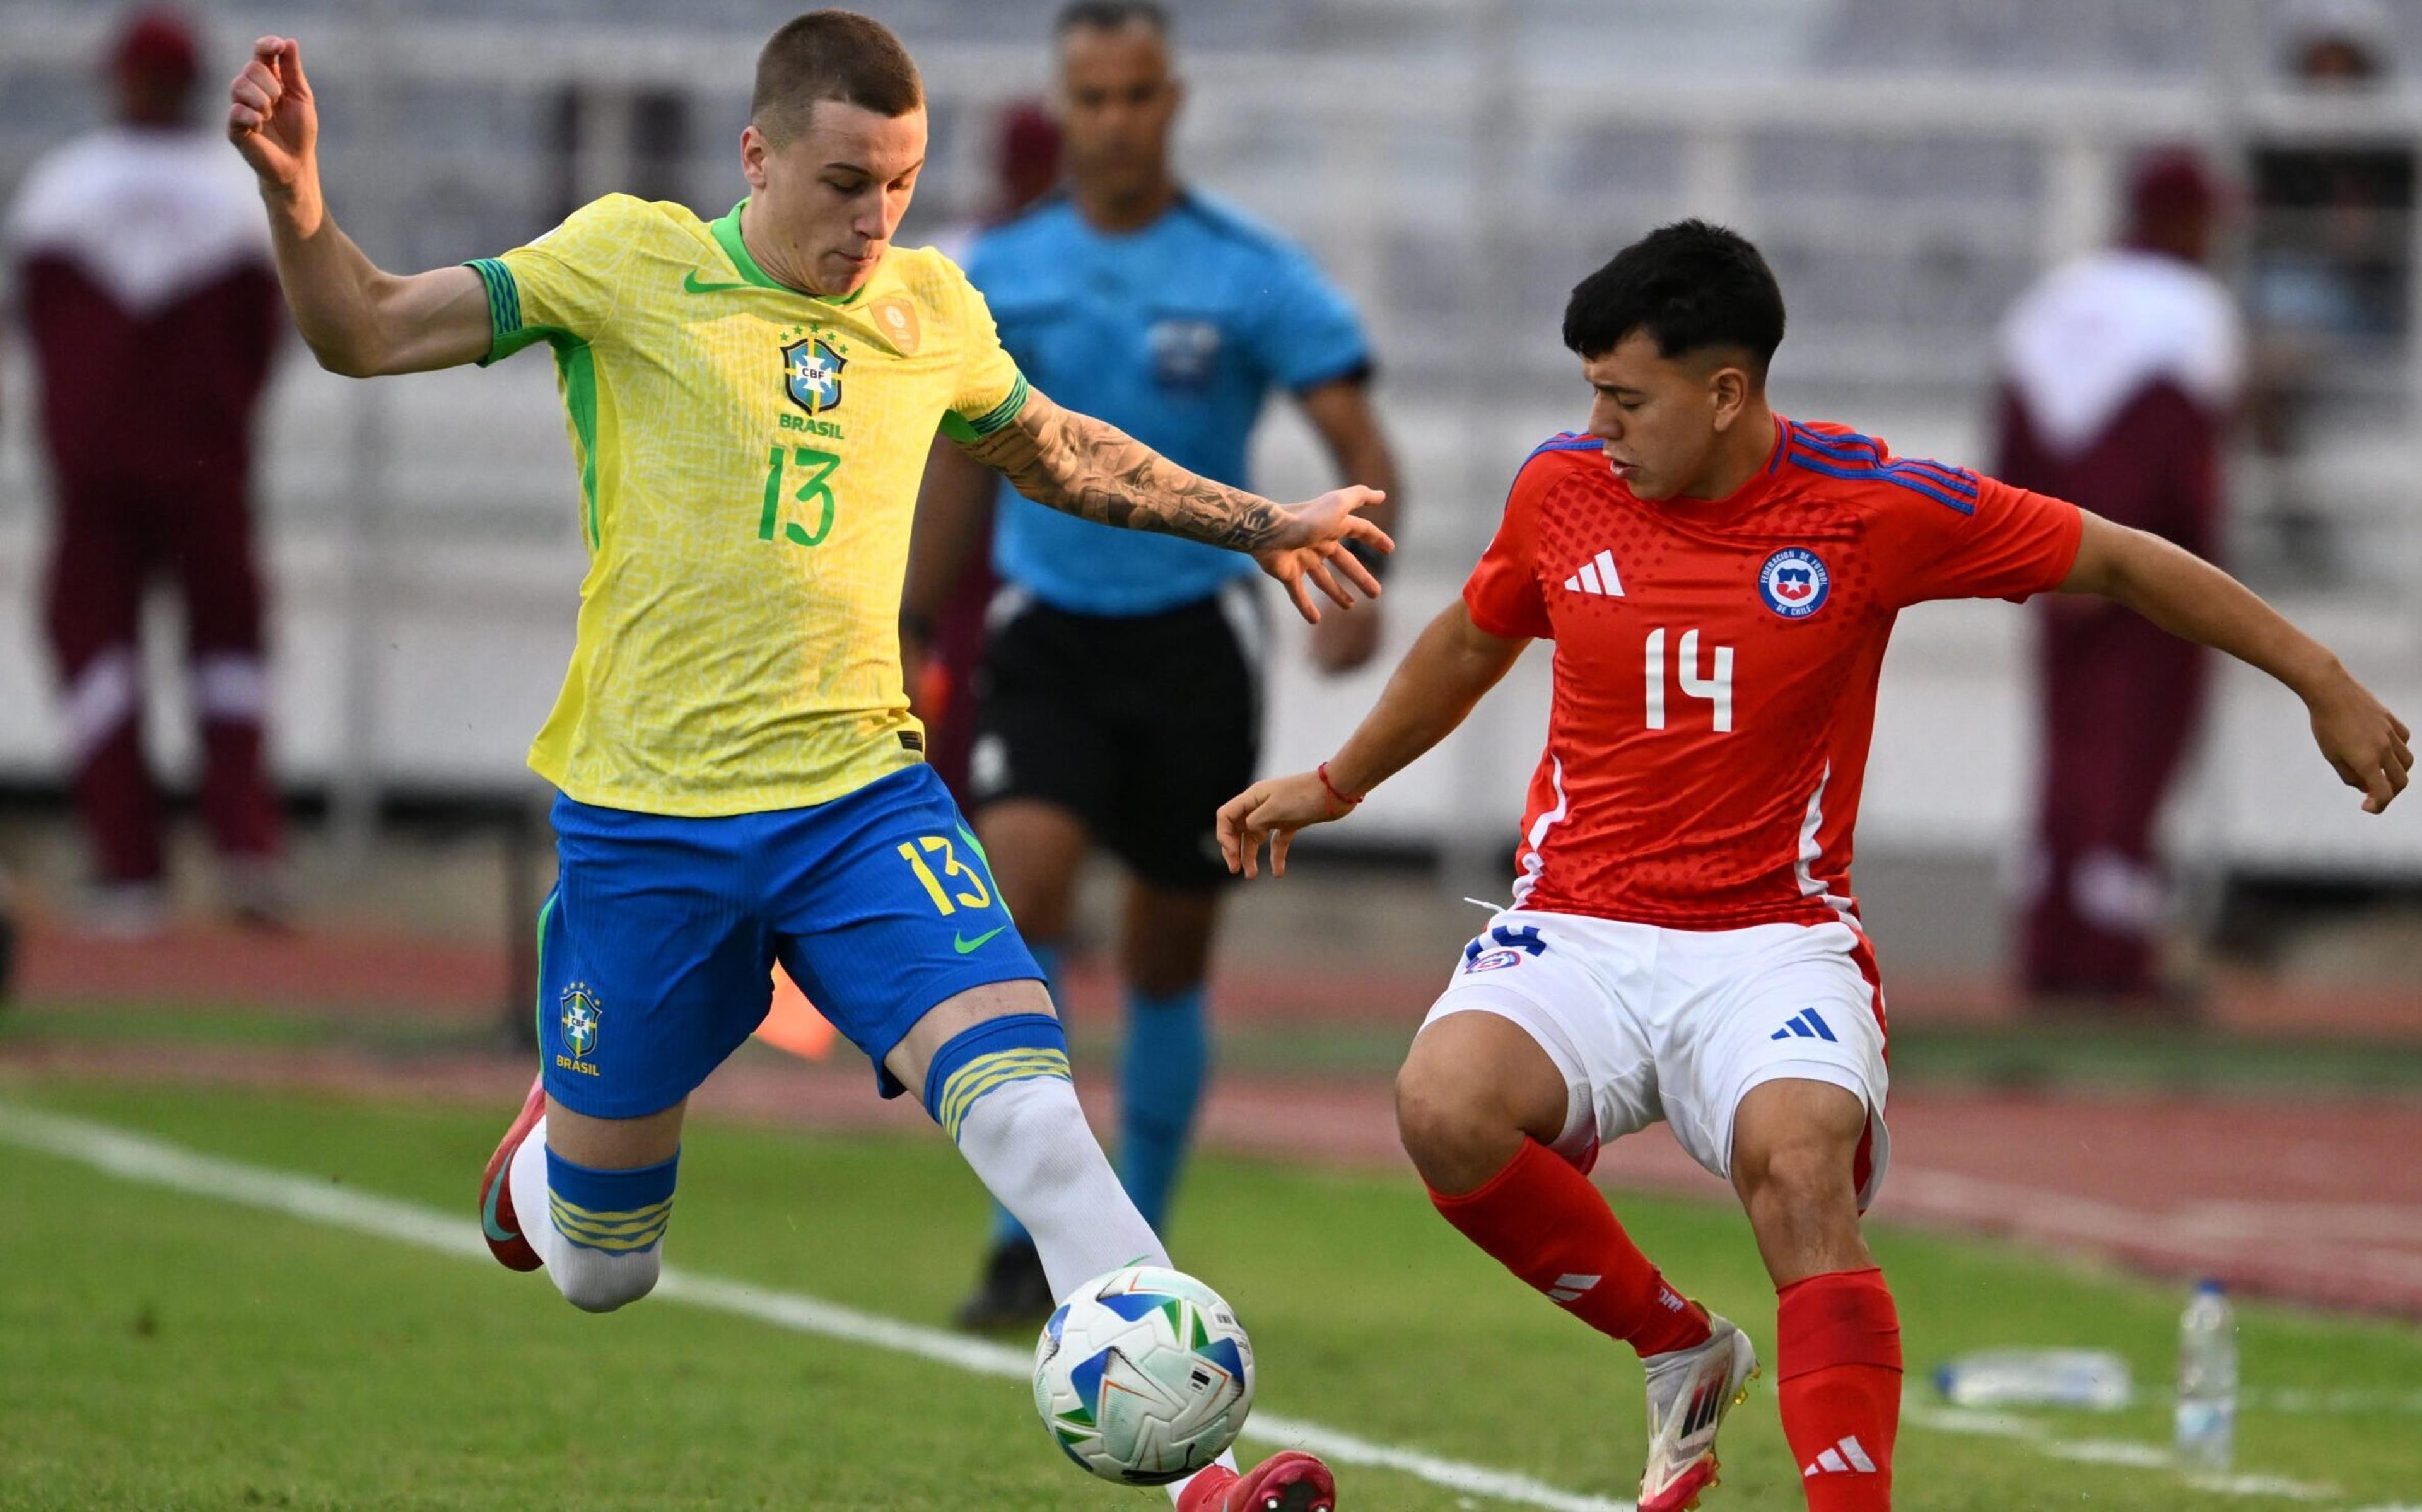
top-left (506, 1115), bottom-right (564, 1269)
top-left (506, 1114), bottom-right (664, 1312)
top-left (949, 1073), bottom-right (1169, 1304)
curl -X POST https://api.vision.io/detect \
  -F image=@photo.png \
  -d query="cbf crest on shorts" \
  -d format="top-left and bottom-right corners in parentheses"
top-left (559, 984), bottom-right (602, 1074)
top-left (1758, 547), bottom-right (1830, 619)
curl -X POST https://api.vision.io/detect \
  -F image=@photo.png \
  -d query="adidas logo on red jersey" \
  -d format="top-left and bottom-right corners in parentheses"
top-left (1562, 549), bottom-right (1625, 596)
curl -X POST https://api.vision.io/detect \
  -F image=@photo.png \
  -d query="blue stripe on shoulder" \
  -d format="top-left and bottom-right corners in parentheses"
top-left (1789, 424), bottom-right (1884, 463)
top-left (1786, 448), bottom-right (1977, 514)
top-left (1523, 431), bottom-right (1605, 462)
top-left (1786, 422), bottom-right (1979, 511)
top-left (1789, 423), bottom-right (1977, 491)
top-left (1904, 459), bottom-right (1982, 494)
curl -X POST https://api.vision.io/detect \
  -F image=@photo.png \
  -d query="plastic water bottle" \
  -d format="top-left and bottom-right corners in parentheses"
top-left (2175, 1278), bottom-right (2237, 1472)
top-left (1933, 1349), bottom-right (2133, 1410)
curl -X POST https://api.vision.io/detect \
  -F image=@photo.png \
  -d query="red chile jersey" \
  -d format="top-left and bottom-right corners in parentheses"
top-left (1463, 417), bottom-right (2083, 930)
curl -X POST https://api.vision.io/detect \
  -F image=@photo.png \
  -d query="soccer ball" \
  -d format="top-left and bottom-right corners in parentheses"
top-left (1032, 1264), bottom-right (1255, 1484)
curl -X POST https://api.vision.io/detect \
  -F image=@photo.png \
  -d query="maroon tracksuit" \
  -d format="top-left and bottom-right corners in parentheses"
top-left (1996, 248), bottom-right (2238, 998)
top-left (8, 127), bottom-right (283, 884)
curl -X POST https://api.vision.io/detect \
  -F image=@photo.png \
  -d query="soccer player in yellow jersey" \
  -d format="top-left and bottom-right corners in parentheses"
top-left (228, 13), bottom-right (1379, 1507)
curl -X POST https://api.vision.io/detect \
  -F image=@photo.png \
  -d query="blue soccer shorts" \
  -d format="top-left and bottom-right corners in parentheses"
top-left (535, 764), bottom-right (1046, 1119)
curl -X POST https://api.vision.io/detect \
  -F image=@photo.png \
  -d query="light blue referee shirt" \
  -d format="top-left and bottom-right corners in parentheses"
top-left (964, 191), bottom-right (1373, 617)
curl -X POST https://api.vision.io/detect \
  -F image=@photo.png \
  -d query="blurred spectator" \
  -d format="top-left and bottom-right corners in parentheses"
top-left (2250, 0), bottom-right (2407, 344)
top-left (2281, 0), bottom-right (2397, 83)
top-left (2243, 0), bottom-right (2411, 572)
top-left (1996, 148), bottom-right (2242, 1009)
top-left (2, 9), bottom-right (286, 934)
top-left (907, 100), bottom-right (1062, 800)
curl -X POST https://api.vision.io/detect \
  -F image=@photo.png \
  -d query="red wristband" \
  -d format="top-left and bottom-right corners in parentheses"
top-left (1316, 760), bottom-right (1363, 810)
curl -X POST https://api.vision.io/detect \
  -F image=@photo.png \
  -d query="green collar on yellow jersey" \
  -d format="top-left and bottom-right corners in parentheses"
top-left (709, 199), bottom-right (869, 306)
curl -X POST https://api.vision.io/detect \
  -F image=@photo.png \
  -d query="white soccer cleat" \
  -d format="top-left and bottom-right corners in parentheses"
top-left (1637, 1313), bottom-right (1759, 1512)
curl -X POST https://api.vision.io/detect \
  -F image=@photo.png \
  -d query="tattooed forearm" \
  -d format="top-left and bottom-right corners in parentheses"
top-left (963, 390), bottom-right (1289, 551)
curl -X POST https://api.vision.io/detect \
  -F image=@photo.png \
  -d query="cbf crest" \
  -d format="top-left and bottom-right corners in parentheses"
top-left (559, 983), bottom-right (602, 1066)
top-left (783, 333), bottom-right (846, 415)
top-left (1758, 547), bottom-right (1831, 620)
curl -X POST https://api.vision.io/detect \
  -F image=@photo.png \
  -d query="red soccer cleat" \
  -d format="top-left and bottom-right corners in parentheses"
top-left (477, 1074), bottom-right (549, 1272)
top-left (1176, 1451), bottom-right (1336, 1512)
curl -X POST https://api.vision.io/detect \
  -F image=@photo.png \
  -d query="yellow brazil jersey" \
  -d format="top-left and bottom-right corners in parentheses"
top-left (464, 195), bottom-right (1029, 817)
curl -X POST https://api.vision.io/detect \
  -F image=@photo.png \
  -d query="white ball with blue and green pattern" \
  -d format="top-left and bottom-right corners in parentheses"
top-left (1033, 1264), bottom-right (1255, 1484)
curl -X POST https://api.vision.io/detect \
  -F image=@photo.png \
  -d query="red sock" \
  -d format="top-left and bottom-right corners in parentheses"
top-left (1428, 1138), bottom-right (1711, 1357)
top-left (1777, 1267), bottom-right (1901, 1509)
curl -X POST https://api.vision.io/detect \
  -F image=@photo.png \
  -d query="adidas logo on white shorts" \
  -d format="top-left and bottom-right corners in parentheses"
top-left (1562, 550), bottom-right (1625, 596)
top-left (1770, 1008), bottom-right (1839, 1042)
top-left (1803, 1434), bottom-right (1878, 1477)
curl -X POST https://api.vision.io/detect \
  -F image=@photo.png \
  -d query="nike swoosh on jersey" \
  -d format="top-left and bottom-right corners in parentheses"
top-left (682, 270), bottom-right (751, 293)
top-left (952, 926), bottom-right (1006, 954)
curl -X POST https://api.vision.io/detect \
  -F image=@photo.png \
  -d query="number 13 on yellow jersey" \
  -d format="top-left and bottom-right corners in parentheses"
top-left (760, 445), bottom-right (840, 549)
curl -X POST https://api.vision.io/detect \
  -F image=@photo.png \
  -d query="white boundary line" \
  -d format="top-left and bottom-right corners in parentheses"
top-left (4, 1102), bottom-right (2401, 1511)
top-left (0, 1103), bottom-right (1630, 1512)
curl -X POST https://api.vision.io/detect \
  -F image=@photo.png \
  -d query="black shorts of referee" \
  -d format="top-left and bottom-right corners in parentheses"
top-left (967, 578), bottom-right (1264, 890)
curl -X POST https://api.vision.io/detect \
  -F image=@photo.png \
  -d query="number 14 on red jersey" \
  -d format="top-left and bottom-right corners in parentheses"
top-left (1643, 628), bottom-right (1734, 733)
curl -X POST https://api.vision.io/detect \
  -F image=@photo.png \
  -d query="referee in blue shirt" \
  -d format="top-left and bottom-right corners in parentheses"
top-left (906, 0), bottom-right (1401, 1330)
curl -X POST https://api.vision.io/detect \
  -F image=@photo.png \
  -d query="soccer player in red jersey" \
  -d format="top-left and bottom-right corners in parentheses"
top-left (1218, 221), bottom-right (2409, 1511)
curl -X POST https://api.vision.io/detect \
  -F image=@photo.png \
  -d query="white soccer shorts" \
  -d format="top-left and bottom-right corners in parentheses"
top-left (1421, 909), bottom-right (1890, 1209)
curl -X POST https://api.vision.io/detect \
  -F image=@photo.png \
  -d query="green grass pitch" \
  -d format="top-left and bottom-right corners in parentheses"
top-left (2, 1080), bottom-right (2417, 1510)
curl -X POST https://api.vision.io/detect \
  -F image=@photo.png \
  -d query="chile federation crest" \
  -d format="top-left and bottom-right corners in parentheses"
top-left (1758, 547), bottom-right (1830, 620)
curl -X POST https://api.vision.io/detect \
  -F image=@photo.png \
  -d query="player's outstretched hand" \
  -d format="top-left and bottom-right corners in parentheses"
top-left (2308, 672), bottom-right (2411, 814)
top-left (227, 37), bottom-right (317, 194)
top-left (1217, 771), bottom-right (1354, 878)
top-left (1253, 486), bottom-right (1392, 625)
